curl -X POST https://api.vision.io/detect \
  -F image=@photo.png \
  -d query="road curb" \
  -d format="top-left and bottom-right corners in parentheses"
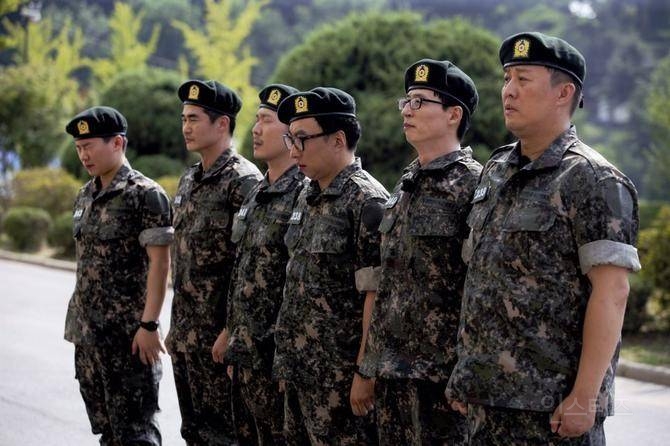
top-left (0, 249), bottom-right (76, 272)
top-left (617, 359), bottom-right (670, 387)
top-left (2, 248), bottom-right (669, 387)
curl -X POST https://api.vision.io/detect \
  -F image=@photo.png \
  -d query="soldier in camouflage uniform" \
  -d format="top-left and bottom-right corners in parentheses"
top-left (359, 59), bottom-right (482, 445)
top-left (166, 80), bottom-right (262, 445)
top-left (222, 83), bottom-right (304, 445)
top-left (64, 106), bottom-right (173, 446)
top-left (445, 32), bottom-right (642, 445)
top-left (273, 87), bottom-right (389, 445)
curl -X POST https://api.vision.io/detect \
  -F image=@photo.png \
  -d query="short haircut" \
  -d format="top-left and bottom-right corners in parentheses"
top-left (102, 134), bottom-right (128, 151)
top-left (314, 115), bottom-right (361, 151)
top-left (548, 67), bottom-right (582, 115)
top-left (203, 108), bottom-right (236, 136)
top-left (434, 91), bottom-right (470, 140)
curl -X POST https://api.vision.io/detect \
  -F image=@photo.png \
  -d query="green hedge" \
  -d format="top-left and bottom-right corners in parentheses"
top-left (2, 206), bottom-right (52, 252)
top-left (11, 168), bottom-right (81, 217)
top-left (47, 212), bottom-right (76, 259)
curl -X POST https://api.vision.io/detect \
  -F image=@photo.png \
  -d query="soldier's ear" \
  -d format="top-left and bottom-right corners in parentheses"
top-left (332, 129), bottom-right (347, 152)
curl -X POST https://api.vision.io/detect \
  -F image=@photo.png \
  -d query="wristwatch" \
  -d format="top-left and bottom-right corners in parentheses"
top-left (139, 320), bottom-right (160, 332)
top-left (355, 364), bottom-right (374, 379)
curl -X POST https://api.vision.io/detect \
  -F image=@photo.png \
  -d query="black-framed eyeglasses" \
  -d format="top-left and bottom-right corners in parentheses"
top-left (397, 97), bottom-right (444, 111)
top-left (282, 131), bottom-right (333, 152)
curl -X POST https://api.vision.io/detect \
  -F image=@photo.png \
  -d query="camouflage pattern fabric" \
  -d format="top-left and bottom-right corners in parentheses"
top-left (64, 162), bottom-right (172, 445)
top-left (283, 381), bottom-right (377, 446)
top-left (167, 149), bottom-right (261, 444)
top-left (65, 162), bottom-right (173, 346)
top-left (75, 344), bottom-right (161, 446)
top-left (167, 149), bottom-right (262, 353)
top-left (171, 352), bottom-right (237, 445)
top-left (226, 164), bottom-right (305, 445)
top-left (362, 148), bottom-right (481, 382)
top-left (376, 378), bottom-right (467, 446)
top-left (273, 158), bottom-right (387, 442)
top-left (466, 404), bottom-right (606, 446)
top-left (447, 126), bottom-right (641, 419)
top-left (273, 158), bottom-right (389, 387)
top-left (236, 366), bottom-right (284, 445)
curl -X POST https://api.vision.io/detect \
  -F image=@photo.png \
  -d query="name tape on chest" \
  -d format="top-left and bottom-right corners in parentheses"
top-left (384, 194), bottom-right (399, 209)
top-left (174, 195), bottom-right (182, 206)
top-left (73, 208), bottom-right (84, 219)
top-left (288, 210), bottom-right (303, 224)
top-left (472, 185), bottom-right (489, 203)
top-left (237, 206), bottom-right (249, 220)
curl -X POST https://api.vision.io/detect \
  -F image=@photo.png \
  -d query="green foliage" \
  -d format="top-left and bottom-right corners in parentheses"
top-left (0, 0), bottom-right (21, 16)
top-left (272, 12), bottom-right (505, 187)
top-left (156, 175), bottom-right (180, 199)
top-left (623, 276), bottom-right (652, 334)
top-left (638, 200), bottom-right (665, 230)
top-left (132, 154), bottom-right (185, 180)
top-left (173, 0), bottom-right (269, 150)
top-left (638, 206), bottom-right (670, 330)
top-left (11, 167), bottom-right (81, 217)
top-left (47, 211), bottom-right (75, 259)
top-left (2, 206), bottom-right (52, 252)
top-left (0, 65), bottom-right (68, 167)
top-left (89, 2), bottom-right (161, 88)
top-left (100, 68), bottom-right (185, 160)
top-left (639, 206), bottom-right (670, 291)
top-left (643, 55), bottom-right (670, 200)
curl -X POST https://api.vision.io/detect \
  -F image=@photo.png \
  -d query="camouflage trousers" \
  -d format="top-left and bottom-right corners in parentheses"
top-left (466, 404), bottom-right (606, 445)
top-left (170, 351), bottom-right (236, 445)
top-left (376, 377), bottom-right (467, 446)
top-left (284, 379), bottom-right (378, 445)
top-left (74, 344), bottom-right (161, 446)
top-left (235, 365), bottom-right (285, 445)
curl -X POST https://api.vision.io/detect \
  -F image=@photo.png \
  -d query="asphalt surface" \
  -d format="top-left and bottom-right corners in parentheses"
top-left (1, 258), bottom-right (669, 445)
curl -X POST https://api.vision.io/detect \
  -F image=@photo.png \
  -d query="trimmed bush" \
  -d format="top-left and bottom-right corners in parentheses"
top-left (47, 212), bottom-right (76, 259)
top-left (11, 168), bottom-right (81, 217)
top-left (156, 175), bottom-right (180, 199)
top-left (132, 155), bottom-right (185, 180)
top-left (2, 206), bottom-right (52, 252)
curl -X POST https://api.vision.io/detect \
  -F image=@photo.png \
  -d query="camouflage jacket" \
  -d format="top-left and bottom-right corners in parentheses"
top-left (361, 148), bottom-right (482, 382)
top-left (273, 158), bottom-right (389, 387)
top-left (64, 162), bottom-right (173, 347)
top-left (225, 165), bottom-right (305, 370)
top-left (166, 149), bottom-right (262, 353)
top-left (446, 127), bottom-right (641, 414)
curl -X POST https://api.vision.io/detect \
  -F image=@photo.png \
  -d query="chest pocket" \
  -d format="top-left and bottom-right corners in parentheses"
top-left (502, 203), bottom-right (556, 232)
top-left (98, 223), bottom-right (134, 241)
top-left (309, 216), bottom-right (350, 254)
top-left (408, 201), bottom-right (460, 237)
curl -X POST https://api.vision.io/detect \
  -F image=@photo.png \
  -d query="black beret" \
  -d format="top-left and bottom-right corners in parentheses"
top-left (499, 32), bottom-right (586, 86)
top-left (258, 84), bottom-right (299, 112)
top-left (65, 106), bottom-right (127, 140)
top-left (404, 58), bottom-right (479, 116)
top-left (178, 79), bottom-right (242, 117)
top-left (277, 87), bottom-right (357, 124)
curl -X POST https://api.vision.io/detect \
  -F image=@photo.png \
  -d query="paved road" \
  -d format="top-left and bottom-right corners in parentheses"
top-left (1, 258), bottom-right (670, 445)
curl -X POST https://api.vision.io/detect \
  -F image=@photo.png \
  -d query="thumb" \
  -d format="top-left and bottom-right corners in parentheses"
top-left (131, 338), bottom-right (138, 355)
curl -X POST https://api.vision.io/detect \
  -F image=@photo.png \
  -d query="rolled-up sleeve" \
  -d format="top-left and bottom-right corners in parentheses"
top-left (574, 177), bottom-right (640, 274)
top-left (139, 226), bottom-right (174, 247)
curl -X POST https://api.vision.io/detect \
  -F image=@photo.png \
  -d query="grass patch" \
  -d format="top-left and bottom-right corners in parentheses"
top-left (621, 332), bottom-right (670, 367)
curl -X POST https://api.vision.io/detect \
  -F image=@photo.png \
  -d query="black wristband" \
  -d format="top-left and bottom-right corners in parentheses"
top-left (139, 320), bottom-right (159, 332)
top-left (355, 365), bottom-right (374, 379)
